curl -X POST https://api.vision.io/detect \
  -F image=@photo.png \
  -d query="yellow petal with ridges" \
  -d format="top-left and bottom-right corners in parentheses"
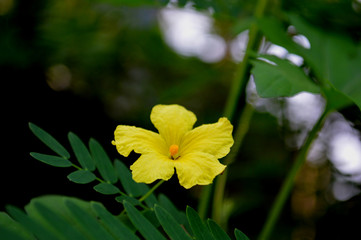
top-left (112, 125), bottom-right (168, 157)
top-left (180, 117), bottom-right (234, 159)
top-left (150, 104), bottom-right (197, 146)
top-left (174, 152), bottom-right (226, 189)
top-left (130, 153), bottom-right (175, 184)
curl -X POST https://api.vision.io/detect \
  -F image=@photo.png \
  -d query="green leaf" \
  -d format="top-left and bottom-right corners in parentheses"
top-left (158, 194), bottom-right (190, 232)
top-left (29, 123), bottom-right (70, 159)
top-left (68, 132), bottom-right (95, 171)
top-left (231, 17), bottom-right (255, 35)
top-left (65, 200), bottom-right (115, 240)
top-left (0, 226), bottom-right (29, 240)
top-left (186, 206), bottom-right (215, 240)
top-left (0, 212), bottom-right (35, 240)
top-left (143, 190), bottom-right (159, 209)
top-left (257, 17), bottom-right (301, 55)
top-left (234, 229), bottom-right (250, 240)
top-left (251, 55), bottom-right (320, 98)
top-left (114, 159), bottom-right (148, 197)
top-left (33, 202), bottom-right (87, 240)
top-left (323, 87), bottom-right (353, 111)
top-left (288, 14), bottom-right (361, 110)
top-left (93, 182), bottom-right (120, 195)
top-left (115, 195), bottom-right (140, 206)
top-left (89, 138), bottom-right (117, 183)
top-left (154, 205), bottom-right (193, 240)
top-left (207, 219), bottom-right (231, 240)
top-left (30, 152), bottom-right (72, 167)
top-left (123, 201), bottom-right (167, 240)
top-left (142, 209), bottom-right (160, 228)
top-left (4, 196), bottom-right (141, 240)
top-left (6, 205), bottom-right (59, 240)
top-left (67, 170), bottom-right (96, 184)
top-left (91, 202), bottom-right (140, 240)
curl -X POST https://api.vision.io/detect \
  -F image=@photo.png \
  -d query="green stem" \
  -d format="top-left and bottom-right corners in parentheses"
top-left (210, 0), bottom-right (269, 227)
top-left (212, 103), bottom-right (254, 227)
top-left (139, 180), bottom-right (164, 203)
top-left (223, 0), bottom-right (268, 121)
top-left (198, 185), bottom-right (213, 220)
top-left (257, 108), bottom-right (331, 240)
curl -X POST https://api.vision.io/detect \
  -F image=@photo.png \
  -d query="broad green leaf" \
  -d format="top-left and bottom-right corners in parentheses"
top-left (33, 202), bottom-right (87, 240)
top-left (186, 206), bottom-right (215, 240)
top-left (0, 226), bottom-right (29, 240)
top-left (6, 205), bottom-right (59, 240)
top-left (91, 202), bottom-right (140, 240)
top-left (93, 182), bottom-right (120, 195)
top-left (323, 87), bottom-right (353, 111)
top-left (68, 132), bottom-right (95, 171)
top-left (123, 201), bottom-right (167, 240)
top-left (154, 205), bottom-right (193, 240)
top-left (89, 138), bottom-right (117, 183)
top-left (29, 123), bottom-right (70, 159)
top-left (251, 55), bottom-right (320, 98)
top-left (289, 14), bottom-right (361, 110)
top-left (257, 17), bottom-right (301, 54)
top-left (67, 170), bottom-right (96, 184)
top-left (234, 229), bottom-right (250, 240)
top-left (0, 212), bottom-right (35, 240)
top-left (65, 200), bottom-right (114, 240)
top-left (25, 196), bottom-right (92, 222)
top-left (322, 38), bottom-right (361, 111)
top-left (30, 152), bottom-right (72, 167)
top-left (114, 159), bottom-right (148, 197)
top-left (24, 196), bottom-right (95, 239)
top-left (207, 219), bottom-right (231, 240)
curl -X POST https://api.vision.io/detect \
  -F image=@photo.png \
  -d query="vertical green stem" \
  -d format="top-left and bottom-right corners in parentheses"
top-left (210, 0), bottom-right (269, 227)
top-left (212, 103), bottom-right (254, 227)
top-left (198, 184), bottom-right (213, 220)
top-left (257, 108), bottom-right (331, 240)
top-left (223, 0), bottom-right (268, 121)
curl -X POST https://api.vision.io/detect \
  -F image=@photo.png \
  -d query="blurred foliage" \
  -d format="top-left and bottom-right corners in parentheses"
top-left (1, 0), bottom-right (361, 239)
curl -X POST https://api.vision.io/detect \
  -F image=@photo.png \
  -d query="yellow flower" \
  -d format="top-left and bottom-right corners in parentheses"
top-left (112, 104), bottom-right (234, 189)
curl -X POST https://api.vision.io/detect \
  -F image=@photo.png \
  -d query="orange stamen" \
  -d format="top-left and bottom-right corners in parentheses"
top-left (169, 144), bottom-right (179, 158)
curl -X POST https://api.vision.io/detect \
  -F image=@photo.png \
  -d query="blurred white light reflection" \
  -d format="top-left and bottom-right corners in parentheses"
top-left (230, 31), bottom-right (249, 62)
top-left (309, 113), bottom-right (361, 201)
top-left (324, 114), bottom-right (361, 183)
top-left (158, 8), bottom-right (226, 63)
top-left (332, 180), bottom-right (361, 201)
top-left (252, 88), bottom-right (361, 201)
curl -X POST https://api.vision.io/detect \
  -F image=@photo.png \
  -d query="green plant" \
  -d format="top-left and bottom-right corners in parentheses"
top-left (0, 123), bottom-right (249, 240)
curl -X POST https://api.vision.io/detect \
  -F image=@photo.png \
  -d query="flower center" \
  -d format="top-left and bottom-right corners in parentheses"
top-left (169, 144), bottom-right (179, 159)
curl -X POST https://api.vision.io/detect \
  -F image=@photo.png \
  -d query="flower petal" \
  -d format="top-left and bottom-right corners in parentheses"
top-left (150, 104), bottom-right (197, 146)
top-left (180, 117), bottom-right (234, 159)
top-left (112, 125), bottom-right (168, 157)
top-left (130, 153), bottom-right (175, 184)
top-left (174, 152), bottom-right (226, 189)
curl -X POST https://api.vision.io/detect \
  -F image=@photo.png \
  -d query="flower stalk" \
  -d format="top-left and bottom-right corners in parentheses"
top-left (139, 180), bottom-right (165, 203)
top-left (212, 103), bottom-right (254, 227)
top-left (208, 0), bottom-right (269, 227)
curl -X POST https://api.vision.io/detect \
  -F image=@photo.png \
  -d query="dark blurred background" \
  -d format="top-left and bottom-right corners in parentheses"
top-left (1, 0), bottom-right (361, 239)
